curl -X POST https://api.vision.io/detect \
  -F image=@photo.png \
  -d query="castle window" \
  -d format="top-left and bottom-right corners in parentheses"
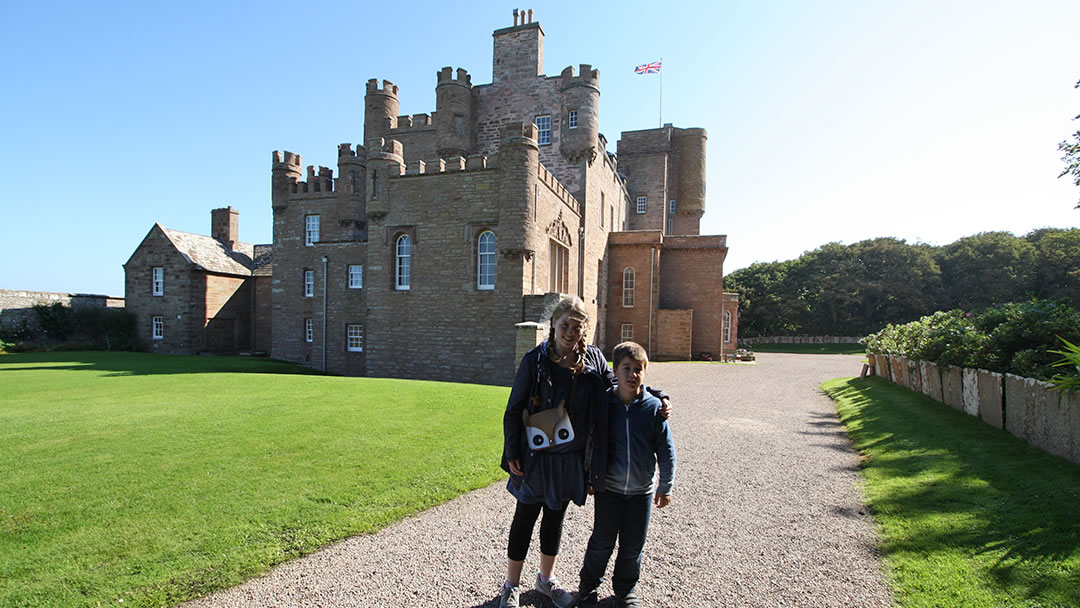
top-left (636, 196), bottom-right (647, 214)
top-left (723, 310), bottom-right (732, 344)
top-left (600, 192), bottom-right (605, 227)
top-left (347, 324), bottom-right (364, 352)
top-left (152, 267), bottom-right (163, 296)
top-left (568, 110), bottom-right (578, 129)
top-left (535, 115), bottom-right (551, 145)
top-left (348, 264), bottom-right (363, 289)
top-left (621, 323), bottom-right (633, 341)
top-left (622, 267), bottom-right (635, 308)
top-left (152, 316), bottom-right (163, 340)
top-left (669, 200), bottom-right (676, 214)
top-left (477, 231), bottom-right (496, 290)
top-left (395, 234), bottom-right (411, 291)
top-left (371, 170), bottom-right (379, 199)
top-left (305, 215), bottom-right (320, 246)
top-left (549, 240), bottom-right (569, 293)
top-left (666, 216), bottom-right (673, 235)
top-left (304, 270), bottom-right (314, 297)
top-left (305, 318), bottom-right (313, 343)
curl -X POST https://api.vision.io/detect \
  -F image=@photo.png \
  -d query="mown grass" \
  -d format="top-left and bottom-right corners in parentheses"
top-left (0, 352), bottom-right (509, 607)
top-left (750, 343), bottom-right (865, 355)
top-left (822, 376), bottom-right (1080, 608)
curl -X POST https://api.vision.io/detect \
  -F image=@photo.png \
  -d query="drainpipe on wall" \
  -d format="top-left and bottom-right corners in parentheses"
top-left (649, 246), bottom-right (655, 355)
top-left (322, 256), bottom-right (328, 373)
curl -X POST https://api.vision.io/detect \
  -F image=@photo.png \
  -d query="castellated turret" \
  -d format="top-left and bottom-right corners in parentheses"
top-left (365, 79), bottom-right (400, 142)
top-left (271, 150), bottom-right (303, 209)
top-left (435, 67), bottom-right (475, 158)
top-left (560, 64), bottom-right (600, 164)
top-left (365, 138), bottom-right (404, 221)
top-left (673, 128), bottom-right (707, 227)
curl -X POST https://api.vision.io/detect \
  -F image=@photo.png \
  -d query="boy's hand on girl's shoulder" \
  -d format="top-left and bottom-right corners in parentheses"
top-left (654, 493), bottom-right (672, 509)
top-left (659, 397), bottom-right (672, 419)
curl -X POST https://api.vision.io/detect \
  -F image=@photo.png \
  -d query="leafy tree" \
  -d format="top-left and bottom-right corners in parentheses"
top-left (1026, 227), bottom-right (1080, 304)
top-left (1058, 78), bottom-right (1080, 209)
top-left (936, 232), bottom-right (1035, 309)
top-left (851, 238), bottom-right (943, 332)
top-left (726, 260), bottom-right (797, 337)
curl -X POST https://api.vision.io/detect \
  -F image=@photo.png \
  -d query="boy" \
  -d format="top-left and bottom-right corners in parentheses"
top-left (578, 341), bottom-right (676, 608)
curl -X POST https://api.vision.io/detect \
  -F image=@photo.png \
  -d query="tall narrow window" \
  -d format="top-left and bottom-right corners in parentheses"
top-left (152, 316), bottom-right (164, 340)
top-left (304, 270), bottom-right (314, 297)
top-left (305, 215), bottom-right (320, 246)
top-left (348, 264), bottom-right (363, 289)
top-left (622, 267), bottom-right (636, 307)
top-left (535, 115), bottom-right (551, 145)
top-left (568, 110), bottom-right (578, 129)
top-left (636, 196), bottom-right (647, 214)
top-left (347, 324), bottom-right (364, 352)
top-left (305, 318), bottom-right (313, 343)
top-left (477, 231), bottom-right (496, 290)
top-left (666, 216), bottom-right (673, 235)
top-left (395, 234), bottom-right (411, 290)
top-left (371, 170), bottom-right (379, 199)
top-left (621, 323), bottom-right (634, 341)
top-left (549, 240), bottom-right (569, 293)
top-left (669, 200), bottom-right (676, 214)
top-left (600, 192), bottom-right (605, 227)
top-left (723, 311), bottom-right (732, 344)
top-left (152, 267), bottom-right (163, 296)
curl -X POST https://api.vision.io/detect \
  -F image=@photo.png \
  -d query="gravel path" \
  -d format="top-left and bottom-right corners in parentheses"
top-left (184, 353), bottom-right (891, 607)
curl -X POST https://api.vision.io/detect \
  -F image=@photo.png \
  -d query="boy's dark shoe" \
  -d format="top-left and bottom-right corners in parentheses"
top-left (576, 587), bottom-right (599, 608)
top-left (617, 592), bottom-right (642, 607)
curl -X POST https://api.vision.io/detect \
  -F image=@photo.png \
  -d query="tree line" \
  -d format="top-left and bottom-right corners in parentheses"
top-left (726, 228), bottom-right (1080, 338)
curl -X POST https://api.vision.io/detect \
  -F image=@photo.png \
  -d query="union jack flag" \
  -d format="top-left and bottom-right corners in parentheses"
top-left (635, 60), bottom-right (662, 74)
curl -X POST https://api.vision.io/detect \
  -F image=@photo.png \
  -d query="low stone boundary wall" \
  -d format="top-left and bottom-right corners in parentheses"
top-left (0, 289), bottom-right (124, 332)
top-left (867, 354), bottom-right (1080, 465)
top-left (741, 336), bottom-right (862, 345)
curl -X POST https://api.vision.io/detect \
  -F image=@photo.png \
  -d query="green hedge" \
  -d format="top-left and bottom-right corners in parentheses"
top-left (863, 299), bottom-right (1080, 380)
top-left (0, 302), bottom-right (136, 352)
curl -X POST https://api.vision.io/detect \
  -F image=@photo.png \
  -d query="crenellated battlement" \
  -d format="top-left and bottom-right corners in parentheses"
top-left (337, 143), bottom-right (366, 159)
top-left (392, 113), bottom-right (433, 132)
top-left (500, 121), bottom-right (539, 143)
top-left (366, 78), bottom-right (399, 97)
top-left (437, 66), bottom-right (473, 87)
top-left (560, 63), bottom-right (600, 90)
top-left (400, 153), bottom-right (499, 176)
top-left (537, 163), bottom-right (580, 214)
top-left (273, 150), bottom-right (302, 167)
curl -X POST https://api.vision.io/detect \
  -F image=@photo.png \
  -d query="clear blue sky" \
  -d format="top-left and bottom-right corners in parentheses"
top-left (2, 0), bottom-right (1078, 297)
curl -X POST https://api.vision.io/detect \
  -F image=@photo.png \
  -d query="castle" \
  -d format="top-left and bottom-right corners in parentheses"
top-left (124, 10), bottom-right (739, 384)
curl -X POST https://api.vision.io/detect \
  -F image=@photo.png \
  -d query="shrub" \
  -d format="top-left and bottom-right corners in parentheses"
top-left (1050, 337), bottom-right (1080, 393)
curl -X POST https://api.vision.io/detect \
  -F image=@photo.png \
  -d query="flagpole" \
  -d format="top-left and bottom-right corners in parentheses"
top-left (658, 57), bottom-right (663, 128)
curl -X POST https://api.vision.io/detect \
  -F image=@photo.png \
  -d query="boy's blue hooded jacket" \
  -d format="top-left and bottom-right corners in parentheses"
top-left (603, 386), bottom-right (676, 496)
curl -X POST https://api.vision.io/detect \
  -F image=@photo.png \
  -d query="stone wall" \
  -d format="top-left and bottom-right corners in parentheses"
top-left (654, 309), bottom-right (692, 360)
top-left (0, 289), bottom-right (124, 333)
top-left (867, 354), bottom-right (1080, 466)
top-left (124, 226), bottom-right (202, 353)
top-left (658, 236), bottom-right (727, 358)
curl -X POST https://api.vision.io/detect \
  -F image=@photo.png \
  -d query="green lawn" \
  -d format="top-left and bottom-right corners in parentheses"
top-left (0, 352), bottom-right (509, 607)
top-left (822, 376), bottom-right (1080, 608)
top-left (750, 342), bottom-right (866, 355)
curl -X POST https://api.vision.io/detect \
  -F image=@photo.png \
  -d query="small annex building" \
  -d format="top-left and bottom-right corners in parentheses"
top-left (123, 10), bottom-right (738, 384)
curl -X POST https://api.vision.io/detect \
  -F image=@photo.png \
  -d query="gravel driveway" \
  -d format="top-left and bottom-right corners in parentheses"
top-left (184, 353), bottom-right (891, 607)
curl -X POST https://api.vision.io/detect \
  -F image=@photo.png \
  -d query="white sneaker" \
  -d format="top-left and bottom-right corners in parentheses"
top-left (534, 572), bottom-right (574, 608)
top-left (499, 583), bottom-right (520, 608)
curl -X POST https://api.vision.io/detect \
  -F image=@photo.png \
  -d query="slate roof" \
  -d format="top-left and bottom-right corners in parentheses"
top-left (252, 244), bottom-right (273, 277)
top-left (158, 225), bottom-right (260, 277)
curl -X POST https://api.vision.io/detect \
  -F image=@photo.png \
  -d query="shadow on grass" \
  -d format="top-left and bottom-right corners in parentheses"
top-left (0, 351), bottom-right (320, 377)
top-left (828, 377), bottom-right (1080, 604)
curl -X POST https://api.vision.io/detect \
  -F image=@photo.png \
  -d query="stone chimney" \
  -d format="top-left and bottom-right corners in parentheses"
top-left (211, 206), bottom-right (239, 249)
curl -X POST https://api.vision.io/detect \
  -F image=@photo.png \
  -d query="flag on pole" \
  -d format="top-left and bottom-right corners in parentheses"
top-left (634, 60), bottom-right (662, 74)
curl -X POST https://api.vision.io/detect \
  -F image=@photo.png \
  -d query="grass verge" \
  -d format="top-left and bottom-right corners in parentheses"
top-left (822, 376), bottom-right (1080, 608)
top-left (750, 343), bottom-right (865, 355)
top-left (0, 352), bottom-right (509, 607)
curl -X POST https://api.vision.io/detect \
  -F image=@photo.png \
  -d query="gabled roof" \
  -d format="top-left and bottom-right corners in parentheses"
top-left (158, 225), bottom-right (256, 277)
top-left (252, 244), bottom-right (273, 277)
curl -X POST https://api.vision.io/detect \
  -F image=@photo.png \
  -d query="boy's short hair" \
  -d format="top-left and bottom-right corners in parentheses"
top-left (612, 341), bottom-right (649, 371)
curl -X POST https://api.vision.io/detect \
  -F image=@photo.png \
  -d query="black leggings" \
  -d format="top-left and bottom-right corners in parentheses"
top-left (507, 500), bottom-right (568, 561)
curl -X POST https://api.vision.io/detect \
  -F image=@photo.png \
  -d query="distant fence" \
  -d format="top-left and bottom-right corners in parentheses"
top-left (866, 354), bottom-right (1080, 466)
top-left (741, 336), bottom-right (862, 345)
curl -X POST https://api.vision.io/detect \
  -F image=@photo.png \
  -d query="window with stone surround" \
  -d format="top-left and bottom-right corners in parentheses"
top-left (477, 231), bottom-right (495, 290)
top-left (621, 323), bottom-right (633, 341)
top-left (568, 110), bottom-right (578, 129)
top-left (622, 267), bottom-right (635, 307)
top-left (348, 264), bottom-right (363, 289)
top-left (600, 192), bottom-right (605, 227)
top-left (304, 270), bottom-right (314, 297)
top-left (636, 196), bottom-right (647, 214)
top-left (723, 311), bottom-right (732, 344)
top-left (669, 200), bottom-right (676, 214)
top-left (347, 324), bottom-right (364, 352)
top-left (535, 115), bottom-right (551, 145)
top-left (305, 215), bottom-right (320, 246)
top-left (305, 318), bottom-right (313, 343)
top-left (549, 240), bottom-right (569, 293)
top-left (152, 316), bottom-right (163, 340)
top-left (666, 216), bottom-right (673, 235)
top-left (395, 234), bottom-right (411, 291)
top-left (152, 267), bottom-right (163, 296)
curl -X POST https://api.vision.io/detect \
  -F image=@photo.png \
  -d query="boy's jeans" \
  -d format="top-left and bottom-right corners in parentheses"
top-left (579, 491), bottom-right (653, 597)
